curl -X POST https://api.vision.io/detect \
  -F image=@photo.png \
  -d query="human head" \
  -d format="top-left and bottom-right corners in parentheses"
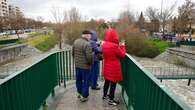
top-left (104, 29), bottom-right (119, 44)
top-left (90, 30), bottom-right (98, 42)
top-left (82, 30), bottom-right (92, 41)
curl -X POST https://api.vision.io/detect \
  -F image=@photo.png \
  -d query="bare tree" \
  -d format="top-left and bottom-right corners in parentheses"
top-left (68, 7), bottom-right (81, 23)
top-left (8, 14), bottom-right (26, 38)
top-left (158, 1), bottom-right (177, 34)
top-left (145, 7), bottom-right (160, 34)
top-left (118, 10), bottom-right (135, 23)
top-left (64, 7), bottom-right (82, 45)
top-left (0, 16), bottom-right (5, 32)
top-left (178, 0), bottom-right (195, 34)
top-left (51, 7), bottom-right (67, 49)
top-left (145, 7), bottom-right (159, 21)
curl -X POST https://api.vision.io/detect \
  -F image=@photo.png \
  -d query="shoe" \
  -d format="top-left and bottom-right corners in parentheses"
top-left (92, 85), bottom-right (101, 90)
top-left (108, 99), bottom-right (119, 106)
top-left (80, 96), bottom-right (88, 102)
top-left (77, 93), bottom-right (82, 99)
top-left (91, 86), bottom-right (101, 90)
top-left (102, 95), bottom-right (109, 101)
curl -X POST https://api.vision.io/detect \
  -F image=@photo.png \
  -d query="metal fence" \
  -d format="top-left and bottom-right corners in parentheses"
top-left (0, 49), bottom-right (74, 110)
top-left (0, 39), bottom-right (19, 45)
top-left (176, 41), bottom-right (195, 47)
top-left (0, 50), bottom-right (193, 110)
top-left (144, 66), bottom-right (195, 86)
top-left (121, 54), bottom-right (192, 110)
top-left (0, 52), bottom-right (57, 110)
top-left (55, 49), bottom-right (75, 87)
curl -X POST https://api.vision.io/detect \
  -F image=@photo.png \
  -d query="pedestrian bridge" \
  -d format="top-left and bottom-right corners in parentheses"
top-left (0, 49), bottom-right (192, 110)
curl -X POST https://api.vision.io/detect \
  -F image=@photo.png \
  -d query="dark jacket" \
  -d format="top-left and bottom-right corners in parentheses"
top-left (90, 30), bottom-right (102, 61)
top-left (72, 37), bottom-right (94, 69)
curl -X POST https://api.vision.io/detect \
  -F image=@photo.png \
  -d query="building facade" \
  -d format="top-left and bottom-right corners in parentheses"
top-left (0, 0), bottom-right (9, 16)
top-left (9, 5), bottom-right (21, 16)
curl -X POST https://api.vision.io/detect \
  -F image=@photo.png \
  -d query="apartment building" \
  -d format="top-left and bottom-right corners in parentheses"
top-left (0, 0), bottom-right (9, 16)
top-left (9, 5), bottom-right (22, 16)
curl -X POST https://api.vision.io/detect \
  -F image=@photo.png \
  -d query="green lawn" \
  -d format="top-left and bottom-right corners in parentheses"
top-left (28, 33), bottom-right (58, 52)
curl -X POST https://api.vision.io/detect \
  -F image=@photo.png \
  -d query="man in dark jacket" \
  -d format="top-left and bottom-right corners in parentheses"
top-left (90, 30), bottom-right (102, 90)
top-left (72, 30), bottom-right (94, 102)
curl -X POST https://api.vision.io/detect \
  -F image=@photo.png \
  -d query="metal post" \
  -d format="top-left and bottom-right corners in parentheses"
top-left (187, 79), bottom-right (191, 86)
top-left (51, 89), bottom-right (55, 97)
top-left (42, 101), bottom-right (48, 110)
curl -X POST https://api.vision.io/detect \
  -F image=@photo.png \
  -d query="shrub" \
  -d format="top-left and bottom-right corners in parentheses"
top-left (125, 36), bottom-right (160, 58)
top-left (28, 33), bottom-right (58, 52)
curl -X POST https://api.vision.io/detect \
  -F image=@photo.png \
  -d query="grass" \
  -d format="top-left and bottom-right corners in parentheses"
top-left (28, 32), bottom-right (43, 38)
top-left (150, 38), bottom-right (175, 53)
top-left (28, 33), bottom-right (58, 52)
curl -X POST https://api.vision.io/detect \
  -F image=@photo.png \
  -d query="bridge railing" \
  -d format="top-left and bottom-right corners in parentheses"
top-left (0, 49), bottom-right (73, 110)
top-left (176, 41), bottom-right (195, 47)
top-left (55, 49), bottom-right (75, 87)
top-left (121, 54), bottom-right (192, 110)
top-left (0, 39), bottom-right (19, 45)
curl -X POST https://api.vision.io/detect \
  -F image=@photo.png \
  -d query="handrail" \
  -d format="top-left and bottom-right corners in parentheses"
top-left (121, 54), bottom-right (192, 110)
top-left (0, 50), bottom-right (192, 110)
top-left (0, 49), bottom-right (71, 110)
top-left (0, 39), bottom-right (19, 45)
top-left (176, 41), bottom-right (195, 47)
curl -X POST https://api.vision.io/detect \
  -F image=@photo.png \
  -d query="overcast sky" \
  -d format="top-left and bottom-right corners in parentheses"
top-left (8, 0), bottom-right (195, 22)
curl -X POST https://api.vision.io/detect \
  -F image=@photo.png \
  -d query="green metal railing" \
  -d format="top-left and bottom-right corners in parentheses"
top-left (0, 49), bottom-right (193, 110)
top-left (144, 66), bottom-right (195, 86)
top-left (0, 49), bottom-right (73, 110)
top-left (0, 39), bottom-right (19, 45)
top-left (120, 54), bottom-right (192, 110)
top-left (176, 41), bottom-right (195, 47)
top-left (55, 49), bottom-right (75, 87)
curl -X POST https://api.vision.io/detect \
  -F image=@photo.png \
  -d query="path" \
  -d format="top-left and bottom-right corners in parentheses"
top-left (47, 82), bottom-right (126, 110)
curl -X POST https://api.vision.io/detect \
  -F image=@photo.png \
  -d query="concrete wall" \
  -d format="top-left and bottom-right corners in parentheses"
top-left (0, 44), bottom-right (27, 64)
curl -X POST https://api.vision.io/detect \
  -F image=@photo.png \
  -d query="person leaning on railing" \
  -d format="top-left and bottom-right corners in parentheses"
top-left (72, 30), bottom-right (94, 102)
top-left (102, 28), bottom-right (126, 106)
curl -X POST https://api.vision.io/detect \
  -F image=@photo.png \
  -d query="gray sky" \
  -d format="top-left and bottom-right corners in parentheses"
top-left (8, 0), bottom-right (194, 22)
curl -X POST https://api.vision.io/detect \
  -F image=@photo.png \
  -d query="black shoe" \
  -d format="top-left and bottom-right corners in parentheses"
top-left (80, 96), bottom-right (88, 102)
top-left (77, 93), bottom-right (81, 99)
top-left (91, 87), bottom-right (101, 90)
top-left (91, 85), bottom-right (101, 90)
top-left (102, 95), bottom-right (109, 101)
top-left (108, 99), bottom-right (120, 106)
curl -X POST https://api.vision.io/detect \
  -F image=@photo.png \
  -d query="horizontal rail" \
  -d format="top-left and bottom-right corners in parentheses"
top-left (121, 54), bottom-right (192, 110)
top-left (0, 49), bottom-right (72, 110)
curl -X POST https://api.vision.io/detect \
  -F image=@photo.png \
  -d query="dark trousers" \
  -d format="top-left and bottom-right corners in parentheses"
top-left (76, 68), bottom-right (91, 98)
top-left (103, 79), bottom-right (117, 100)
top-left (90, 61), bottom-right (100, 88)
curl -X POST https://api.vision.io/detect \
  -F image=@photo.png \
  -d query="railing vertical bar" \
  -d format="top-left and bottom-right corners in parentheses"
top-left (61, 51), bottom-right (64, 83)
top-left (69, 50), bottom-right (72, 80)
top-left (60, 52), bottom-right (63, 83)
top-left (66, 51), bottom-right (69, 81)
top-left (62, 51), bottom-right (66, 87)
top-left (56, 52), bottom-right (60, 86)
top-left (72, 50), bottom-right (75, 80)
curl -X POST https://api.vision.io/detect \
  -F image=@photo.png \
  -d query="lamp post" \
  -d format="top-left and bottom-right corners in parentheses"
top-left (189, 17), bottom-right (192, 41)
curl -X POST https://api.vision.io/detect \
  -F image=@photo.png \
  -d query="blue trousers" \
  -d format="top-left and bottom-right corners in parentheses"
top-left (76, 68), bottom-right (91, 98)
top-left (90, 61), bottom-right (100, 88)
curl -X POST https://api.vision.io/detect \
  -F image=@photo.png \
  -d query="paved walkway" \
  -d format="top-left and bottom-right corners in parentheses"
top-left (47, 82), bottom-right (126, 110)
top-left (134, 56), bottom-right (195, 109)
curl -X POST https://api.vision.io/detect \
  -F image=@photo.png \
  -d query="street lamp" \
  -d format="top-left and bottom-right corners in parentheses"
top-left (189, 16), bottom-right (193, 41)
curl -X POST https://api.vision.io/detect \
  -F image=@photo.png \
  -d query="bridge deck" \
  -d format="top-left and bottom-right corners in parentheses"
top-left (47, 82), bottom-right (126, 110)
